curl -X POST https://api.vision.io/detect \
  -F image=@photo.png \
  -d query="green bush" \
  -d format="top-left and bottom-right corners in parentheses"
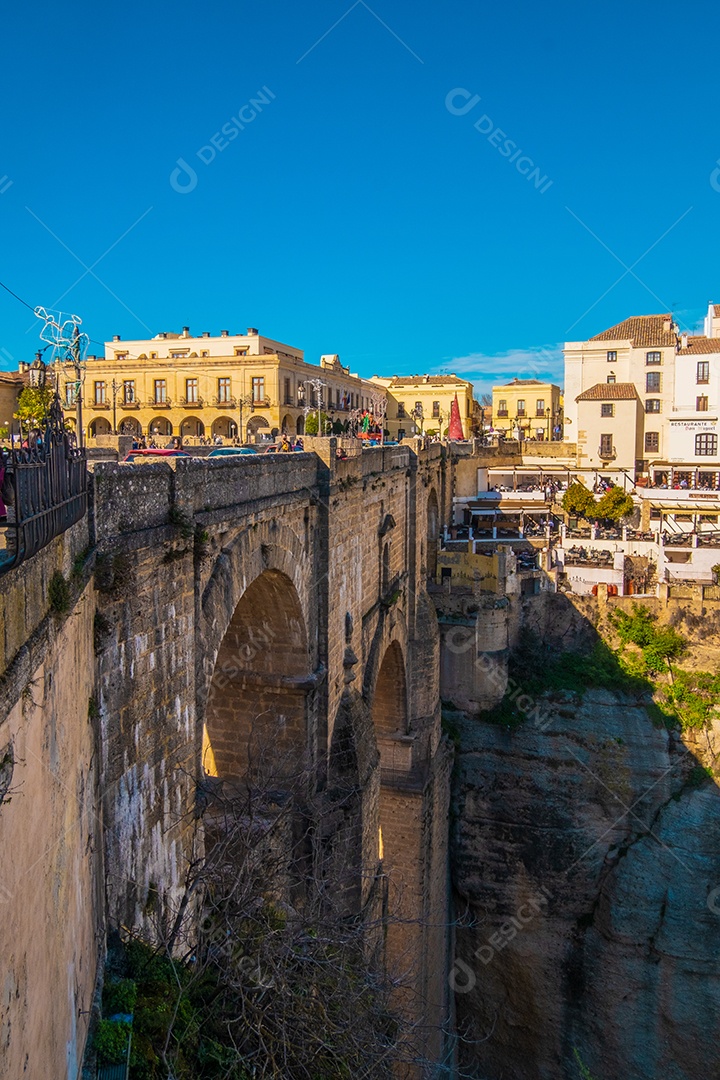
top-left (562, 482), bottom-right (596, 519)
top-left (94, 1018), bottom-right (131, 1064)
top-left (612, 605), bottom-right (685, 673)
top-left (48, 571), bottom-right (70, 614)
top-left (103, 977), bottom-right (137, 1016)
top-left (595, 485), bottom-right (634, 523)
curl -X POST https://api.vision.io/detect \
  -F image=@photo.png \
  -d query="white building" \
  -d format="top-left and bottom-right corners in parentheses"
top-left (565, 302), bottom-right (720, 486)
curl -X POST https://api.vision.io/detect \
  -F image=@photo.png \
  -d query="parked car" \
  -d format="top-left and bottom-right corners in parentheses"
top-left (208, 447), bottom-right (257, 457)
top-left (122, 448), bottom-right (190, 463)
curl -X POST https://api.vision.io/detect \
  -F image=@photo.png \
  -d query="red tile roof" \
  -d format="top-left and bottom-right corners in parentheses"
top-left (388, 375), bottom-right (469, 386)
top-left (590, 314), bottom-right (677, 348)
top-left (678, 336), bottom-right (720, 355)
top-left (576, 383), bottom-right (639, 402)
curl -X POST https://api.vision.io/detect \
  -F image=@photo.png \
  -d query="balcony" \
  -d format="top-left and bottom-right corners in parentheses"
top-left (90, 401), bottom-right (110, 409)
top-left (148, 399), bottom-right (172, 408)
top-left (496, 410), bottom-right (508, 418)
top-left (212, 396), bottom-right (237, 408)
top-left (598, 444), bottom-right (616, 460)
top-left (251, 397), bottom-right (272, 409)
top-left (180, 397), bottom-right (205, 407)
top-left (121, 400), bottom-right (139, 409)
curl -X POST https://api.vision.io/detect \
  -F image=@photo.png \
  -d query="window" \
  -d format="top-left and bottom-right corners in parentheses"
top-left (150, 352), bottom-right (158, 359)
top-left (201, 351), bottom-right (209, 357)
top-left (697, 361), bottom-right (710, 384)
top-left (123, 380), bottom-right (135, 404)
top-left (432, 400), bottom-right (440, 417)
top-left (170, 350), bottom-right (188, 359)
top-left (65, 382), bottom-right (77, 406)
top-left (284, 377), bottom-right (292, 405)
top-left (217, 377), bottom-right (231, 402)
top-left (695, 433), bottom-right (717, 456)
top-left (646, 351), bottom-right (661, 365)
top-left (235, 347), bottom-right (248, 356)
top-left (154, 379), bottom-right (167, 403)
top-left (601, 403), bottom-right (614, 417)
top-left (645, 399), bottom-right (661, 413)
top-left (252, 376), bottom-right (265, 403)
top-left (645, 431), bottom-right (659, 452)
top-left (497, 399), bottom-right (508, 416)
top-left (600, 434), bottom-right (613, 456)
top-left (607, 374), bottom-right (616, 384)
top-left (415, 401), bottom-right (422, 414)
top-left (536, 399), bottom-right (545, 416)
top-left (516, 399), bottom-right (526, 416)
top-left (185, 378), bottom-right (198, 403)
top-left (697, 395), bottom-right (709, 412)
top-left (397, 402), bottom-right (406, 418)
top-left (94, 381), bottom-right (106, 405)
top-left (606, 350), bottom-right (617, 363)
top-left (646, 371), bottom-right (661, 393)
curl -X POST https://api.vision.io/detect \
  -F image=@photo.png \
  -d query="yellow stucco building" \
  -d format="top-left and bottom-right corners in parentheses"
top-left (491, 378), bottom-right (562, 440)
top-left (75, 329), bottom-right (384, 442)
top-left (370, 374), bottom-right (476, 440)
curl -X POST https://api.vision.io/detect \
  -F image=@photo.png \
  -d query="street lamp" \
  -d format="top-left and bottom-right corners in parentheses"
top-left (29, 352), bottom-right (47, 389)
top-left (545, 407), bottom-right (551, 443)
top-left (410, 404), bottom-right (424, 435)
top-left (238, 394), bottom-right (254, 443)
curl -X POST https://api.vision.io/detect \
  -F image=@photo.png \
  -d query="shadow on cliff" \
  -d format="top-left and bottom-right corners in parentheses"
top-left (446, 590), bottom-right (720, 1080)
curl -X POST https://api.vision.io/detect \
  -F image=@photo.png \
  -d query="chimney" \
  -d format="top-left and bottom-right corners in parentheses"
top-left (221, 330), bottom-right (229, 337)
top-left (681, 333), bottom-right (688, 349)
top-left (247, 327), bottom-right (258, 335)
top-left (113, 335), bottom-right (121, 342)
top-left (160, 332), bottom-right (167, 339)
top-left (663, 317), bottom-right (671, 333)
top-left (201, 331), bottom-right (210, 338)
top-left (182, 326), bottom-right (190, 337)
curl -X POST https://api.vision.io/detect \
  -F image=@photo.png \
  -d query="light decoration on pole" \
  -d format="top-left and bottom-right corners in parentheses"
top-left (299, 378), bottom-right (328, 435)
top-left (368, 391), bottom-right (387, 445)
top-left (34, 307), bottom-right (89, 447)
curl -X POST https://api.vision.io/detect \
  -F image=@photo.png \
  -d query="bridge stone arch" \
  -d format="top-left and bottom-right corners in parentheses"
top-left (203, 569), bottom-right (310, 787)
top-left (196, 516), bottom-right (326, 782)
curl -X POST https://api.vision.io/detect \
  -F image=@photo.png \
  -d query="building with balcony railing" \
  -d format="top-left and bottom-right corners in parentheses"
top-left (491, 379), bottom-right (562, 441)
top-left (565, 302), bottom-right (720, 485)
top-left (78, 329), bottom-right (384, 442)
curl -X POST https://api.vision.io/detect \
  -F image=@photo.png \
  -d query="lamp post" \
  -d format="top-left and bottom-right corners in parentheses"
top-left (238, 394), bottom-right (254, 444)
top-left (410, 404), bottom-right (424, 436)
top-left (545, 407), bottom-right (551, 443)
top-left (111, 379), bottom-right (121, 435)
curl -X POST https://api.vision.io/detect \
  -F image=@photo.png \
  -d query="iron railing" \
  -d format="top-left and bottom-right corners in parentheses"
top-left (0, 397), bottom-right (87, 574)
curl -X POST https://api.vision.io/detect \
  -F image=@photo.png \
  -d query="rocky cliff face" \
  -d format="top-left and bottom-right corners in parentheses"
top-left (450, 689), bottom-right (720, 1080)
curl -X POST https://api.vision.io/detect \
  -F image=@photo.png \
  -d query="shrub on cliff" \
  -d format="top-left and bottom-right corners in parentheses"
top-left (612, 605), bottom-right (686, 673)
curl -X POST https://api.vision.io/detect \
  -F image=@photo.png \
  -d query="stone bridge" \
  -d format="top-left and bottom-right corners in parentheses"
top-left (0, 438), bottom-right (456, 1078)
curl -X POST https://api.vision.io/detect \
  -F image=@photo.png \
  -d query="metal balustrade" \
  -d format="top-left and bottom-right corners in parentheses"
top-left (0, 398), bottom-right (87, 574)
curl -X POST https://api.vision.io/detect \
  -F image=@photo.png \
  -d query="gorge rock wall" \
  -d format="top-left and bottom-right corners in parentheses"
top-left (447, 596), bottom-right (720, 1080)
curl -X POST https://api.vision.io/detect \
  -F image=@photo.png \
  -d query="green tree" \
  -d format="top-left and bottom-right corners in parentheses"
top-left (562, 482), bottom-right (596, 519)
top-left (595, 485), bottom-right (634, 523)
top-left (304, 411), bottom-right (331, 435)
top-left (14, 386), bottom-right (54, 428)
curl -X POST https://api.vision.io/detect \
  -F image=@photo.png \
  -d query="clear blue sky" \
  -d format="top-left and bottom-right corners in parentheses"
top-left (2, 0), bottom-right (720, 397)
